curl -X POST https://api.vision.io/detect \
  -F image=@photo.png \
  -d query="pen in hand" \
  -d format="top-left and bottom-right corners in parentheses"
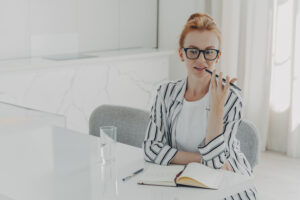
top-left (122, 168), bottom-right (144, 181)
top-left (205, 69), bottom-right (242, 91)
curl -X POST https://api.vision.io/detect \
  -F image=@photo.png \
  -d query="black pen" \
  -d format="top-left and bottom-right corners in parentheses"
top-left (205, 69), bottom-right (241, 91)
top-left (122, 168), bottom-right (144, 181)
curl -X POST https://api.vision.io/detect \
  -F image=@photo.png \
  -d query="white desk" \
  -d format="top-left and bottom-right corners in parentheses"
top-left (0, 101), bottom-right (65, 132)
top-left (0, 126), bottom-right (255, 200)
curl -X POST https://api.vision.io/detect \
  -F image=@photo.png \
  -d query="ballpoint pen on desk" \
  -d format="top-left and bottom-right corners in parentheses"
top-left (205, 69), bottom-right (242, 91)
top-left (122, 168), bottom-right (144, 181)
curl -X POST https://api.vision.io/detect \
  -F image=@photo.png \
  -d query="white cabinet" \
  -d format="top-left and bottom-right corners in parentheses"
top-left (0, 0), bottom-right (157, 60)
top-left (0, 49), bottom-right (172, 134)
top-left (78, 0), bottom-right (120, 52)
top-left (119, 0), bottom-right (157, 49)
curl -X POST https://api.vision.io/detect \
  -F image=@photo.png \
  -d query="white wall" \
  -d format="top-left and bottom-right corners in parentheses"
top-left (0, 0), bottom-right (31, 60)
top-left (158, 0), bottom-right (207, 81)
top-left (1, 0), bottom-right (208, 78)
top-left (0, 0), bottom-right (157, 60)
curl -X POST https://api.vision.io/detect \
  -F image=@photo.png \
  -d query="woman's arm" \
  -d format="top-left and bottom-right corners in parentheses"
top-left (143, 84), bottom-right (178, 166)
top-left (197, 70), bottom-right (251, 175)
top-left (205, 70), bottom-right (233, 145)
top-left (205, 108), bottom-right (224, 145)
top-left (170, 150), bottom-right (232, 172)
top-left (170, 151), bottom-right (201, 165)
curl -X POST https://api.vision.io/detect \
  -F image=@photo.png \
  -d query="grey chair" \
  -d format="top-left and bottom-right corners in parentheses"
top-left (89, 104), bottom-right (259, 168)
top-left (236, 120), bottom-right (260, 169)
top-left (89, 105), bottom-right (149, 148)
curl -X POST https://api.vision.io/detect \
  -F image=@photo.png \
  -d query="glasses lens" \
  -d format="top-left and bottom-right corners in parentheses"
top-left (204, 49), bottom-right (218, 60)
top-left (186, 49), bottom-right (199, 59)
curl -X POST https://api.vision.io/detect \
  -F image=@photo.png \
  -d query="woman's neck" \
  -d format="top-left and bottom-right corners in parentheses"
top-left (185, 75), bottom-right (210, 101)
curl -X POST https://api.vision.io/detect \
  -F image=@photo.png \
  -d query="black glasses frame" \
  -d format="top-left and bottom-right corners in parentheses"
top-left (182, 48), bottom-right (220, 61)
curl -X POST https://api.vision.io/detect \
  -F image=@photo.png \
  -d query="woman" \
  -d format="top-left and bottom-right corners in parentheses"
top-left (143, 13), bottom-right (257, 199)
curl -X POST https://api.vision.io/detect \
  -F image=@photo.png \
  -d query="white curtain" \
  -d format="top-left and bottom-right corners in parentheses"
top-left (268, 0), bottom-right (300, 158)
top-left (205, 0), bottom-right (300, 158)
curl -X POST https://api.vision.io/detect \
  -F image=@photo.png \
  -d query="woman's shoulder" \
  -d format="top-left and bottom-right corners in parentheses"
top-left (159, 79), bottom-right (185, 90)
top-left (156, 79), bottom-right (186, 101)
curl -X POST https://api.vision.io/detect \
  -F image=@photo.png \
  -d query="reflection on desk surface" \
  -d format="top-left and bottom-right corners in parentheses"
top-left (0, 126), bottom-right (255, 200)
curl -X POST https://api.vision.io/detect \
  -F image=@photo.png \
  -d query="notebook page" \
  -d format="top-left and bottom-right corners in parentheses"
top-left (138, 164), bottom-right (185, 182)
top-left (178, 162), bottom-right (223, 188)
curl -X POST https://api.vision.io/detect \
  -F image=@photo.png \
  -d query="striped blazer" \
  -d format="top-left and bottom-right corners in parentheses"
top-left (143, 78), bottom-right (258, 199)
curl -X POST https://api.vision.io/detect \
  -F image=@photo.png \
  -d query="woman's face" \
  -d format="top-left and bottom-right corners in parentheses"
top-left (179, 30), bottom-right (221, 79)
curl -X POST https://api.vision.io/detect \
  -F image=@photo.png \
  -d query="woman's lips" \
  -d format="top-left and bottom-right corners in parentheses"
top-left (193, 66), bottom-right (207, 71)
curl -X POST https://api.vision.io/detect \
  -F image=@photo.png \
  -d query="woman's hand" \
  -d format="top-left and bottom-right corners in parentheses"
top-left (204, 70), bottom-right (237, 145)
top-left (209, 69), bottom-right (237, 113)
top-left (220, 162), bottom-right (233, 171)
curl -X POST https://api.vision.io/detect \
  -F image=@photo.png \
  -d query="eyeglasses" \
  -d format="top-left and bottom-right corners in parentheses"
top-left (182, 48), bottom-right (220, 61)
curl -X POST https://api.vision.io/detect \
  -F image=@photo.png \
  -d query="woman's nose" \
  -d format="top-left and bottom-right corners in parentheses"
top-left (197, 52), bottom-right (206, 62)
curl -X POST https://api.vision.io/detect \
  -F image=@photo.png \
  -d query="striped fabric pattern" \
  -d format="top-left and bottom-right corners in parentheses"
top-left (143, 78), bottom-right (258, 199)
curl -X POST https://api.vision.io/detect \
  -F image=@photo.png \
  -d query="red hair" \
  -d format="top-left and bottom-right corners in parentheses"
top-left (179, 13), bottom-right (222, 48)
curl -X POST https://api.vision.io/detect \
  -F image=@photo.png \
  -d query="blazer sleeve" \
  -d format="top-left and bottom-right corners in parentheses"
top-left (142, 85), bottom-right (178, 166)
top-left (197, 92), bottom-right (253, 176)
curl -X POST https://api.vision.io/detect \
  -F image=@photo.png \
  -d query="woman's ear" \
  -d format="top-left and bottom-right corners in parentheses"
top-left (216, 51), bottom-right (222, 63)
top-left (178, 48), bottom-right (184, 62)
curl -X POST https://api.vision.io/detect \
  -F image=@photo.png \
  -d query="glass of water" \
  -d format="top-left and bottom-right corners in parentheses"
top-left (99, 126), bottom-right (117, 164)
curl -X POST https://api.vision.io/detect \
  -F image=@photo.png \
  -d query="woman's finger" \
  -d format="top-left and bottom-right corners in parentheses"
top-left (230, 78), bottom-right (238, 83)
top-left (221, 162), bottom-right (231, 171)
top-left (211, 69), bottom-right (217, 88)
top-left (218, 72), bottom-right (223, 90)
top-left (227, 163), bottom-right (233, 171)
top-left (224, 75), bottom-right (230, 91)
top-left (224, 162), bottom-right (233, 171)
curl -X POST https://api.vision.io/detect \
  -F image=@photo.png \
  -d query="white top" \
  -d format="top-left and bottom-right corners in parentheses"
top-left (175, 92), bottom-right (210, 153)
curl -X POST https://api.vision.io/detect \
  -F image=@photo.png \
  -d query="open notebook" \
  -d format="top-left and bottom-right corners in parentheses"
top-left (137, 162), bottom-right (223, 189)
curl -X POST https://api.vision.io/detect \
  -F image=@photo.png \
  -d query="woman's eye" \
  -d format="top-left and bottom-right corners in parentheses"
top-left (190, 50), bottom-right (198, 54)
top-left (205, 50), bottom-right (213, 54)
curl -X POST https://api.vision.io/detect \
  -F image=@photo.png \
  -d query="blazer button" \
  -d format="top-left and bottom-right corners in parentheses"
top-left (225, 150), bottom-right (230, 158)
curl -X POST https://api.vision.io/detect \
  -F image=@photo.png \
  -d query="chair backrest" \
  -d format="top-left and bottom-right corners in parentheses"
top-left (236, 120), bottom-right (260, 169)
top-left (89, 105), bottom-right (149, 148)
top-left (89, 104), bottom-right (259, 168)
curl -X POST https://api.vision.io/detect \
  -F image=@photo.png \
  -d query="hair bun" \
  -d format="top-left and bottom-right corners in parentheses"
top-left (179, 12), bottom-right (221, 49)
top-left (187, 13), bottom-right (214, 22)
